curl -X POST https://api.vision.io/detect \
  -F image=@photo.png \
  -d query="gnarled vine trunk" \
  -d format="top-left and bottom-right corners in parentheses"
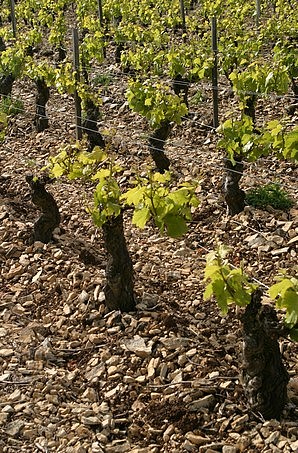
top-left (0, 73), bottom-right (14, 97)
top-left (0, 36), bottom-right (5, 53)
top-left (288, 78), bottom-right (298, 116)
top-left (34, 78), bottom-right (50, 132)
top-left (0, 37), bottom-right (14, 97)
top-left (222, 157), bottom-right (245, 215)
top-left (56, 45), bottom-right (67, 62)
top-left (172, 75), bottom-right (189, 108)
top-left (26, 175), bottom-right (60, 244)
top-left (244, 94), bottom-right (257, 125)
top-left (82, 98), bottom-right (105, 151)
top-left (148, 120), bottom-right (172, 173)
top-left (241, 289), bottom-right (289, 420)
top-left (102, 213), bottom-right (135, 312)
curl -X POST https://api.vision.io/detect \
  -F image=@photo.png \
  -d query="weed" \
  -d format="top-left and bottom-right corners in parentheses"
top-left (92, 73), bottom-right (113, 87)
top-left (246, 183), bottom-right (294, 211)
top-left (0, 96), bottom-right (24, 116)
top-left (0, 111), bottom-right (7, 141)
top-left (190, 89), bottom-right (205, 105)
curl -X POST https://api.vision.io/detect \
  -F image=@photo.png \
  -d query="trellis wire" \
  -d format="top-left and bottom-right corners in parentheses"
top-left (0, 88), bottom-right (296, 153)
top-left (0, 106), bottom-right (295, 291)
top-left (78, 63), bottom-right (298, 101)
top-left (1, 95), bottom-right (297, 196)
top-left (2, 80), bottom-right (293, 196)
top-left (1, 0), bottom-right (296, 297)
top-left (1, 86), bottom-right (297, 147)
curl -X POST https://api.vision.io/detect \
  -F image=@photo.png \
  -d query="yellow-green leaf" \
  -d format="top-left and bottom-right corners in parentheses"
top-left (132, 207), bottom-right (151, 228)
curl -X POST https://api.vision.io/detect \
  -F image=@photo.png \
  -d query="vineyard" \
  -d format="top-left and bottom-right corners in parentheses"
top-left (0, 0), bottom-right (298, 451)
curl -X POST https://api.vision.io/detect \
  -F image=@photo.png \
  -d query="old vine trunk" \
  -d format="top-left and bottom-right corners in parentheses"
top-left (34, 78), bottom-right (50, 132)
top-left (244, 95), bottom-right (257, 125)
top-left (26, 175), bottom-right (60, 244)
top-left (0, 37), bottom-right (14, 97)
top-left (148, 121), bottom-right (172, 173)
top-left (102, 213), bottom-right (135, 312)
top-left (222, 157), bottom-right (246, 215)
top-left (172, 75), bottom-right (189, 108)
top-left (82, 99), bottom-right (105, 151)
top-left (241, 289), bottom-right (289, 420)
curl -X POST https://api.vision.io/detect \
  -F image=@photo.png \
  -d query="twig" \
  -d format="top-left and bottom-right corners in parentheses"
top-left (148, 380), bottom-right (193, 388)
top-left (52, 344), bottom-right (106, 353)
top-left (0, 380), bottom-right (32, 385)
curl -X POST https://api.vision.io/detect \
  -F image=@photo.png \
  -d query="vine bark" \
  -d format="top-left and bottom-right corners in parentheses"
top-left (102, 213), bottom-right (135, 312)
top-left (26, 175), bottom-right (60, 244)
top-left (222, 157), bottom-right (246, 215)
top-left (241, 288), bottom-right (289, 420)
top-left (34, 78), bottom-right (50, 132)
top-left (148, 121), bottom-right (172, 173)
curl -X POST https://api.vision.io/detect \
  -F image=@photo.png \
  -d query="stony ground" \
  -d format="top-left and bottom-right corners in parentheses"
top-left (0, 65), bottom-right (298, 453)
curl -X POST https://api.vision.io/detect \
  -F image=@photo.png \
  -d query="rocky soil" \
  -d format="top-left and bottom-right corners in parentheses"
top-left (0, 66), bottom-right (298, 453)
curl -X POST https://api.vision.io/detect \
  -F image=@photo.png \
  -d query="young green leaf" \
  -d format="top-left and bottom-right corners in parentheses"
top-left (269, 278), bottom-right (294, 300)
top-left (164, 214), bottom-right (187, 238)
top-left (132, 206), bottom-right (151, 228)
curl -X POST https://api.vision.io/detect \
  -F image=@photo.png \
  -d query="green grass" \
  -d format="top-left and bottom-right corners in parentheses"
top-left (190, 89), bottom-right (205, 105)
top-left (0, 111), bottom-right (8, 141)
top-left (0, 96), bottom-right (24, 116)
top-left (92, 73), bottom-right (113, 87)
top-left (246, 183), bottom-right (294, 211)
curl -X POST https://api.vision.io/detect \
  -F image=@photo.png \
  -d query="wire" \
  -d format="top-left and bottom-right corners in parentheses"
top-left (1, 91), bottom-right (297, 194)
top-left (0, 111), bottom-right (295, 293)
top-left (79, 64), bottom-right (298, 101)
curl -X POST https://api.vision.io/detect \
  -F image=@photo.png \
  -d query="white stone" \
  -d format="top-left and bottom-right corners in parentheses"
top-left (0, 348), bottom-right (14, 357)
top-left (185, 432), bottom-right (208, 445)
top-left (122, 336), bottom-right (152, 358)
top-left (188, 395), bottom-right (215, 411)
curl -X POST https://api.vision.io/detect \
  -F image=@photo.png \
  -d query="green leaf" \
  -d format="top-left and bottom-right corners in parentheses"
top-left (68, 169), bottom-right (83, 179)
top-left (167, 188), bottom-right (189, 205)
top-left (269, 279), bottom-right (293, 300)
top-left (51, 164), bottom-right (65, 178)
top-left (105, 201), bottom-right (121, 217)
top-left (289, 328), bottom-right (298, 342)
top-left (91, 147), bottom-right (107, 161)
top-left (92, 168), bottom-right (111, 180)
top-left (279, 289), bottom-right (298, 327)
top-left (132, 206), bottom-right (151, 228)
top-left (204, 265), bottom-right (221, 279)
top-left (212, 279), bottom-right (228, 314)
top-left (91, 209), bottom-right (104, 228)
top-left (152, 171), bottom-right (171, 183)
top-left (164, 214), bottom-right (187, 237)
top-left (121, 186), bottom-right (146, 206)
top-left (203, 282), bottom-right (214, 301)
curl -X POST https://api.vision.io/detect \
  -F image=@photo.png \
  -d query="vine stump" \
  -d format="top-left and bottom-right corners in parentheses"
top-left (222, 157), bottom-right (246, 215)
top-left (148, 121), bottom-right (172, 173)
top-left (102, 213), bottom-right (135, 312)
top-left (26, 175), bottom-right (60, 244)
top-left (34, 78), bottom-right (50, 132)
top-left (241, 289), bottom-right (289, 420)
top-left (82, 99), bottom-right (105, 151)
